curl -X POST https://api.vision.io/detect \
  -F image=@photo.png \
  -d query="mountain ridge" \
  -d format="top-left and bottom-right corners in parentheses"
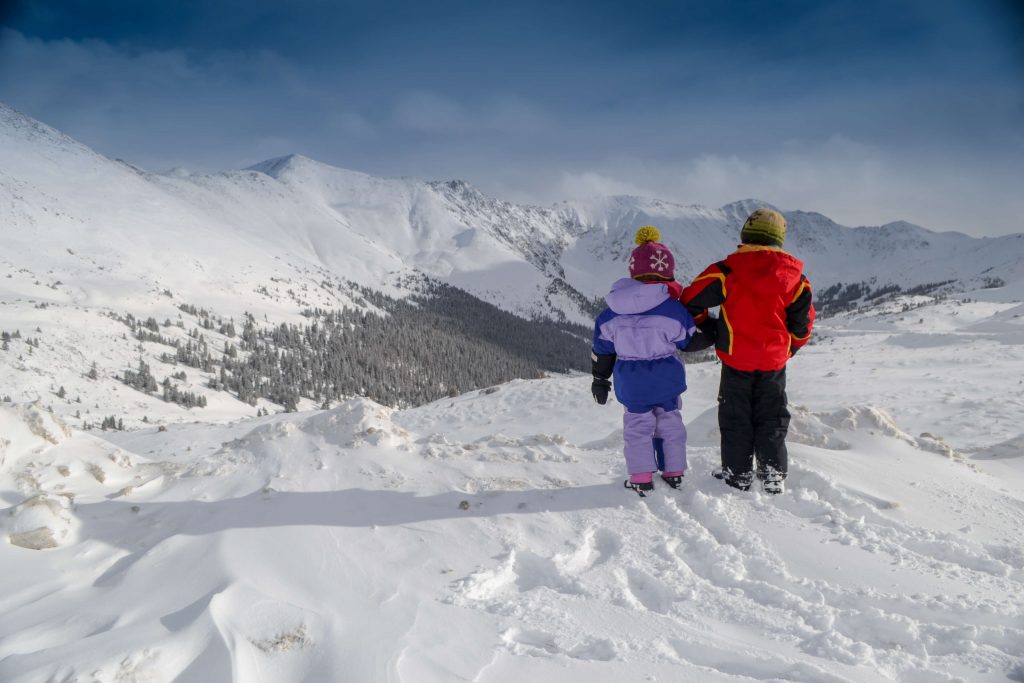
top-left (3, 101), bottom-right (1024, 327)
top-left (3, 101), bottom-right (1024, 428)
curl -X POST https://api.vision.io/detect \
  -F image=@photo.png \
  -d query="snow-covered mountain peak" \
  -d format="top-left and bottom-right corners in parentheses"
top-left (247, 153), bottom-right (315, 177)
top-left (429, 178), bottom-right (491, 203)
top-left (0, 102), bottom-right (78, 149)
top-left (245, 153), bottom-right (376, 186)
top-left (877, 219), bottom-right (925, 231)
top-left (873, 219), bottom-right (947, 241)
top-left (0, 103), bottom-right (108, 172)
top-left (718, 198), bottom-right (781, 221)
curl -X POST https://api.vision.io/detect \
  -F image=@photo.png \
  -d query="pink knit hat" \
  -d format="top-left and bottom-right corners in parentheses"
top-left (628, 226), bottom-right (675, 281)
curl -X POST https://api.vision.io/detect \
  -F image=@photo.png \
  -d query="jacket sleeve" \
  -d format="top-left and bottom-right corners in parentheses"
top-left (673, 304), bottom-right (697, 351)
top-left (681, 262), bottom-right (728, 324)
top-left (592, 309), bottom-right (616, 378)
top-left (785, 275), bottom-right (815, 352)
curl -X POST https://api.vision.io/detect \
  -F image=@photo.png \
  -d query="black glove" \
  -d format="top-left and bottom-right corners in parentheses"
top-left (698, 318), bottom-right (718, 342)
top-left (591, 378), bottom-right (611, 405)
top-left (592, 352), bottom-right (615, 379)
top-left (683, 330), bottom-right (714, 352)
top-left (789, 345), bottom-right (799, 358)
top-left (681, 319), bottom-right (718, 352)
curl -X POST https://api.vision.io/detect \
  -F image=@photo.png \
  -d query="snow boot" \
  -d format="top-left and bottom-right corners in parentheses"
top-left (660, 470), bottom-right (685, 489)
top-left (758, 468), bottom-right (786, 495)
top-left (713, 468), bottom-right (752, 491)
top-left (624, 480), bottom-right (654, 496)
top-left (624, 472), bottom-right (655, 497)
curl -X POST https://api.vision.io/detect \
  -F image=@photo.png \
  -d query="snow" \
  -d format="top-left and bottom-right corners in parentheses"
top-left (4, 100), bottom-right (1024, 336)
top-left (2, 293), bottom-right (1024, 682)
top-left (3, 101), bottom-right (1024, 682)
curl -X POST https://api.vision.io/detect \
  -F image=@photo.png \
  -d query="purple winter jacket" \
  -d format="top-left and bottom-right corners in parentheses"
top-left (592, 278), bottom-right (696, 410)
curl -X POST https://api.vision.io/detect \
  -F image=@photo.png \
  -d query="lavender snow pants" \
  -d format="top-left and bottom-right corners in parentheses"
top-left (623, 403), bottom-right (687, 475)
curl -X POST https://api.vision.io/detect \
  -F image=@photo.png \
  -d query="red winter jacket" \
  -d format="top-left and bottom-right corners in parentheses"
top-left (681, 245), bottom-right (814, 372)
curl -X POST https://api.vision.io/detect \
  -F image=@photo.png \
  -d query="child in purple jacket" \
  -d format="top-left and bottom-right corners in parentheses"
top-left (591, 226), bottom-right (699, 496)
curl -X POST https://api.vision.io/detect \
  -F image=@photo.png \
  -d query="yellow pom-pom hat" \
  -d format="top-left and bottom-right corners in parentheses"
top-left (629, 225), bottom-right (675, 281)
top-left (634, 225), bottom-right (661, 246)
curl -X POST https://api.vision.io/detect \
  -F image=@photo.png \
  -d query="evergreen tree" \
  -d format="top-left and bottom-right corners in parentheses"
top-left (123, 358), bottom-right (158, 393)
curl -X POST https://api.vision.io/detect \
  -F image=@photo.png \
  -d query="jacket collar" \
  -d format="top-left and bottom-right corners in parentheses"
top-left (735, 244), bottom-right (785, 254)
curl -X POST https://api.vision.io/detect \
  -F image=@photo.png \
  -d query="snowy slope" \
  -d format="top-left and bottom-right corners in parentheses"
top-left (0, 105), bottom-right (368, 320)
top-left (4, 100), bottom-right (1024, 325)
top-left (5, 98), bottom-right (1024, 442)
top-left (2, 292), bottom-right (1023, 682)
top-left (0, 103), bottom-right (581, 325)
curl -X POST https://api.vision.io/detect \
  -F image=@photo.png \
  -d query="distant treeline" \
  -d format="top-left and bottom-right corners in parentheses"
top-left (117, 279), bottom-right (592, 410)
top-left (815, 279), bottom-right (958, 317)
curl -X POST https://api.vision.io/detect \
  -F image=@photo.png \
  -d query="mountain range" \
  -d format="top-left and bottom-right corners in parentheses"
top-left (3, 101), bottom-right (1024, 423)
top-left (3, 102), bottom-right (1023, 329)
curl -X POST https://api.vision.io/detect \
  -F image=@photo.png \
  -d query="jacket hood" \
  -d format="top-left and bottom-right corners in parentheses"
top-left (730, 246), bottom-right (804, 290)
top-left (605, 278), bottom-right (670, 314)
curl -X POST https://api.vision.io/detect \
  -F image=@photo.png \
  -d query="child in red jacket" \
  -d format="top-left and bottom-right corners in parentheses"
top-left (680, 208), bottom-right (814, 494)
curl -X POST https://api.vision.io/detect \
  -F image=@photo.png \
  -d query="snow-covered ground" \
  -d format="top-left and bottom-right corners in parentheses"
top-left (3, 101), bottom-right (1023, 682)
top-left (2, 290), bottom-right (1022, 682)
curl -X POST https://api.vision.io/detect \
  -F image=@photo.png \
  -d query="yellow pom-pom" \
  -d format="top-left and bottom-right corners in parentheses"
top-left (634, 225), bottom-right (661, 246)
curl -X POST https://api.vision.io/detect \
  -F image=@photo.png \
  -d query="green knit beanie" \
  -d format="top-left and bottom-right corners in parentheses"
top-left (740, 208), bottom-right (786, 247)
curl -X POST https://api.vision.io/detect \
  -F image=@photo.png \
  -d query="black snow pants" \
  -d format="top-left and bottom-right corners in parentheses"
top-left (718, 364), bottom-right (790, 483)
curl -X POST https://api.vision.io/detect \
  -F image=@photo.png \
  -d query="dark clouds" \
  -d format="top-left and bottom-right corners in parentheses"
top-left (0, 0), bottom-right (1022, 234)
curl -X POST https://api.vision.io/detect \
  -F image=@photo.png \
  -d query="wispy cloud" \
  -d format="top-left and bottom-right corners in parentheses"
top-left (0, 0), bottom-right (1022, 236)
top-left (539, 136), bottom-right (1023, 234)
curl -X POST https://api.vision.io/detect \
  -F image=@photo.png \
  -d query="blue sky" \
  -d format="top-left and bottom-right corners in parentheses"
top-left (1, 0), bottom-right (1022, 235)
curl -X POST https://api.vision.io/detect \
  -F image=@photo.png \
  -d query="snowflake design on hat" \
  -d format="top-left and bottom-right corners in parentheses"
top-left (628, 255), bottom-right (636, 271)
top-left (650, 251), bottom-right (669, 272)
